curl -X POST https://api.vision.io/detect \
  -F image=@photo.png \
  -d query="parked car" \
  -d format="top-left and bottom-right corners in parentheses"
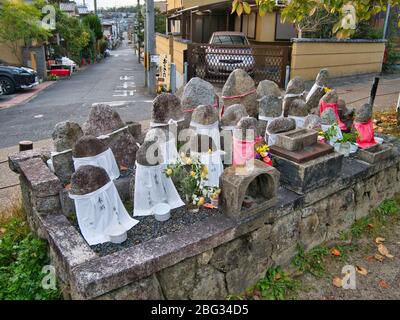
top-left (0, 63), bottom-right (39, 95)
top-left (0, 83), bottom-right (4, 96)
top-left (205, 32), bottom-right (255, 77)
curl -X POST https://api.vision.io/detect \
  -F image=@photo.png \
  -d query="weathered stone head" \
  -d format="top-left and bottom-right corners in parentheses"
top-left (70, 165), bottom-right (110, 195)
top-left (136, 139), bottom-right (163, 166)
top-left (72, 135), bottom-right (108, 158)
top-left (82, 104), bottom-right (125, 136)
top-left (191, 104), bottom-right (219, 125)
top-left (222, 69), bottom-right (257, 118)
top-left (221, 104), bottom-right (248, 127)
top-left (189, 133), bottom-right (218, 153)
top-left (286, 76), bottom-right (305, 95)
top-left (304, 114), bottom-right (322, 130)
top-left (259, 96), bottom-right (282, 118)
top-left (355, 103), bottom-right (373, 123)
top-left (234, 116), bottom-right (258, 140)
top-left (338, 99), bottom-right (355, 128)
top-left (266, 117), bottom-right (296, 134)
top-left (315, 69), bottom-right (329, 87)
top-left (145, 127), bottom-right (170, 144)
top-left (256, 79), bottom-right (281, 98)
top-left (181, 77), bottom-right (215, 111)
top-left (321, 108), bottom-right (338, 125)
top-left (152, 93), bottom-right (183, 124)
top-left (320, 89), bottom-right (338, 104)
top-left (52, 121), bottom-right (83, 152)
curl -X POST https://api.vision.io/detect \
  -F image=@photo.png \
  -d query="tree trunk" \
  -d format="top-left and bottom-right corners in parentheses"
top-left (397, 92), bottom-right (400, 127)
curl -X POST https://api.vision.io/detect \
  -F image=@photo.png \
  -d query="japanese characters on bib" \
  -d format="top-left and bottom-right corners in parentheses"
top-left (69, 181), bottom-right (138, 245)
top-left (133, 162), bottom-right (184, 216)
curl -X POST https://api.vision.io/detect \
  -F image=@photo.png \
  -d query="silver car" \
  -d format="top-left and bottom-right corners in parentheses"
top-left (205, 32), bottom-right (255, 77)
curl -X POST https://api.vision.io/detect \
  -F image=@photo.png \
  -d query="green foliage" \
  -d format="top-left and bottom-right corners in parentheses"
top-left (292, 244), bottom-right (330, 277)
top-left (232, 0), bottom-right (400, 37)
top-left (253, 267), bottom-right (299, 300)
top-left (340, 132), bottom-right (358, 144)
top-left (83, 14), bottom-right (103, 41)
top-left (0, 0), bottom-right (51, 64)
top-left (155, 8), bottom-right (166, 34)
top-left (0, 217), bottom-right (61, 300)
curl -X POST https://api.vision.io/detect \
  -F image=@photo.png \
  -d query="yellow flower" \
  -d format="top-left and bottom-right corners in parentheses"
top-left (208, 148), bottom-right (212, 154)
top-left (166, 168), bottom-right (173, 176)
top-left (190, 171), bottom-right (196, 177)
top-left (186, 158), bottom-right (193, 165)
top-left (324, 87), bottom-right (332, 94)
top-left (197, 197), bottom-right (205, 206)
top-left (215, 188), bottom-right (221, 195)
top-left (201, 166), bottom-right (208, 178)
top-left (211, 192), bottom-right (219, 200)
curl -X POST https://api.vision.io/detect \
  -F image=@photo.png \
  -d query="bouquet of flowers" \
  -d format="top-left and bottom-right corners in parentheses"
top-left (164, 153), bottom-right (216, 208)
top-left (255, 144), bottom-right (273, 166)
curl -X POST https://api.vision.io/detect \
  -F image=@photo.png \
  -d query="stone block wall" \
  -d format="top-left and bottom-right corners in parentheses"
top-left (9, 135), bottom-right (400, 300)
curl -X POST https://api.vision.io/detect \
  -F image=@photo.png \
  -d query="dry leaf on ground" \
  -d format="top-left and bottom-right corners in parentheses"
top-left (378, 280), bottom-right (390, 289)
top-left (331, 248), bottom-right (341, 257)
top-left (375, 237), bottom-right (385, 244)
top-left (374, 254), bottom-right (385, 262)
top-left (332, 277), bottom-right (343, 288)
top-left (378, 244), bottom-right (394, 258)
top-left (356, 266), bottom-right (368, 276)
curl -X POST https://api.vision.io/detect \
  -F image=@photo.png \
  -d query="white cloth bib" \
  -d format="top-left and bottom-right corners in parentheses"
top-left (69, 181), bottom-right (139, 246)
top-left (159, 138), bottom-right (179, 164)
top-left (288, 115), bottom-right (307, 128)
top-left (73, 148), bottom-right (120, 180)
top-left (191, 151), bottom-right (224, 187)
top-left (190, 121), bottom-right (221, 151)
top-left (133, 162), bottom-right (184, 216)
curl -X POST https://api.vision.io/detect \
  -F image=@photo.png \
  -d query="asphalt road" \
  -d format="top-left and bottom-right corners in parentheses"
top-left (0, 43), bottom-right (153, 149)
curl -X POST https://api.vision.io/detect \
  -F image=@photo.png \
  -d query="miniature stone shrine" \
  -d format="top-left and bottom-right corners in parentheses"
top-left (72, 135), bottom-right (120, 180)
top-left (82, 104), bottom-right (125, 136)
top-left (133, 139), bottom-right (184, 216)
top-left (69, 165), bottom-right (139, 245)
top-left (357, 143), bottom-right (393, 164)
top-left (219, 159), bottom-right (280, 220)
top-left (269, 127), bottom-right (343, 194)
top-left (222, 69), bottom-right (258, 118)
top-left (265, 117), bottom-right (296, 146)
top-left (306, 69), bottom-right (329, 114)
top-left (190, 104), bottom-right (221, 152)
top-left (181, 77), bottom-right (217, 125)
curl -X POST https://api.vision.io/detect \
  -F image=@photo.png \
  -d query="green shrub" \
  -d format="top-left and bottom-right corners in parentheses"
top-left (0, 216), bottom-right (61, 300)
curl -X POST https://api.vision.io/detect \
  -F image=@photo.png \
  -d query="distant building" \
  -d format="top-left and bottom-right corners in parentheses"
top-left (59, 2), bottom-right (79, 17)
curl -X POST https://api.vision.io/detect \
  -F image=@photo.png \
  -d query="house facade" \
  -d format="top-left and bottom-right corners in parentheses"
top-left (165, 0), bottom-right (297, 44)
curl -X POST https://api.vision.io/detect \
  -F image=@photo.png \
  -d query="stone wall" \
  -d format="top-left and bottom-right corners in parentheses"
top-left (8, 135), bottom-right (400, 300)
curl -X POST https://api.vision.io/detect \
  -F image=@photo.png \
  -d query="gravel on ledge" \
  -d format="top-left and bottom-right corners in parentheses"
top-left (74, 205), bottom-right (222, 257)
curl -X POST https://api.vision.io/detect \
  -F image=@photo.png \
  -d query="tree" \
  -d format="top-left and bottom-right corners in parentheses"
top-left (231, 0), bottom-right (400, 39)
top-left (83, 14), bottom-right (103, 41)
top-left (0, 0), bottom-right (51, 64)
top-left (155, 8), bottom-right (166, 34)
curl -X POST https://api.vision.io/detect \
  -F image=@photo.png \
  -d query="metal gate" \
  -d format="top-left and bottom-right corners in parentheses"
top-left (186, 43), bottom-right (291, 88)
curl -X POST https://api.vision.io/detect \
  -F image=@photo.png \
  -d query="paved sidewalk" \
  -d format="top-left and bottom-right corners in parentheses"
top-left (0, 81), bottom-right (56, 109)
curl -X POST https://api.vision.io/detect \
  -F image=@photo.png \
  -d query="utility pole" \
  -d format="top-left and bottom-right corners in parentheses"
top-left (93, 0), bottom-right (97, 15)
top-left (136, 0), bottom-right (140, 63)
top-left (383, 4), bottom-right (391, 40)
top-left (145, 0), bottom-right (156, 94)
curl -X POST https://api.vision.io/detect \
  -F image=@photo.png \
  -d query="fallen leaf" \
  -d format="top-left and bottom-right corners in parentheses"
top-left (368, 223), bottom-right (374, 229)
top-left (203, 203), bottom-right (216, 209)
top-left (64, 183), bottom-right (71, 190)
top-left (120, 165), bottom-right (128, 171)
top-left (378, 244), bottom-right (394, 258)
top-left (0, 227), bottom-right (6, 234)
top-left (378, 279), bottom-right (390, 289)
top-left (374, 254), bottom-right (385, 262)
top-left (331, 248), bottom-right (341, 257)
top-left (365, 255), bottom-right (375, 262)
top-left (356, 265), bottom-right (368, 276)
top-left (274, 273), bottom-right (282, 281)
top-left (333, 277), bottom-right (343, 288)
top-left (375, 237), bottom-right (385, 244)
